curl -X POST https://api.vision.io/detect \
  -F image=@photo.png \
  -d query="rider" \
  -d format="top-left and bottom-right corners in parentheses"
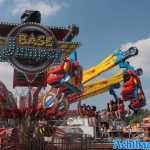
top-left (108, 85), bottom-right (120, 118)
top-left (121, 69), bottom-right (145, 113)
top-left (128, 91), bottom-right (145, 114)
top-left (116, 98), bottom-right (125, 119)
top-left (121, 70), bottom-right (139, 100)
top-left (107, 100), bottom-right (118, 118)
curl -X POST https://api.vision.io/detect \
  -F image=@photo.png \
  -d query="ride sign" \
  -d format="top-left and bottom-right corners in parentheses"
top-left (0, 16), bottom-right (80, 86)
top-left (17, 33), bottom-right (54, 48)
top-left (3, 23), bottom-right (60, 73)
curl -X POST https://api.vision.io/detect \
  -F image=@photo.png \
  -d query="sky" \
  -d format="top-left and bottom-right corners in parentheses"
top-left (0, 0), bottom-right (150, 110)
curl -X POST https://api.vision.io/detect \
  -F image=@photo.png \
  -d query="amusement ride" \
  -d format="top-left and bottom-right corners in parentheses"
top-left (0, 10), bottom-right (146, 141)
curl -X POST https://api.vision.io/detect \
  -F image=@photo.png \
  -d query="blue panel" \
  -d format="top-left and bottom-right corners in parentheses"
top-left (69, 50), bottom-right (77, 62)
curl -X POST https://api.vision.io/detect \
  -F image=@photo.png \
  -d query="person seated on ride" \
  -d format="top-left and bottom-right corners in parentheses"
top-left (82, 104), bottom-right (88, 116)
top-left (108, 100), bottom-right (117, 118)
top-left (128, 98), bottom-right (141, 114)
top-left (121, 70), bottom-right (140, 100)
top-left (81, 104), bottom-right (88, 116)
top-left (121, 71), bottom-right (135, 99)
top-left (116, 99), bottom-right (125, 119)
top-left (70, 60), bottom-right (83, 88)
top-left (128, 100), bottom-right (140, 114)
top-left (111, 100), bottom-right (118, 110)
top-left (88, 105), bottom-right (96, 117)
top-left (107, 102), bottom-right (111, 117)
top-left (128, 90), bottom-right (145, 114)
top-left (83, 105), bottom-right (88, 116)
top-left (90, 106), bottom-right (96, 117)
top-left (78, 105), bottom-right (84, 116)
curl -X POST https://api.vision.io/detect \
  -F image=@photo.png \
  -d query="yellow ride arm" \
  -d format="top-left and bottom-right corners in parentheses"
top-left (82, 54), bottom-right (117, 84)
top-left (79, 71), bottom-right (123, 101)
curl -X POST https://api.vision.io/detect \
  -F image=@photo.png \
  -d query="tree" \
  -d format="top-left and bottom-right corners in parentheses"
top-left (124, 109), bottom-right (150, 125)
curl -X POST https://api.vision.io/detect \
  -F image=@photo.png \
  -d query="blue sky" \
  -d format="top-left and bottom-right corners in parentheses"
top-left (0, 0), bottom-right (150, 109)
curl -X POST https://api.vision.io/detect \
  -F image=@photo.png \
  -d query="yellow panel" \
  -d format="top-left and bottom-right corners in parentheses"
top-left (58, 42), bottom-right (80, 49)
top-left (79, 71), bottom-right (123, 101)
top-left (0, 37), bottom-right (6, 47)
top-left (82, 54), bottom-right (117, 83)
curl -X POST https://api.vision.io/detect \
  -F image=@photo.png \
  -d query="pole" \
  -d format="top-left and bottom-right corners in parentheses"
top-left (28, 86), bottom-right (32, 108)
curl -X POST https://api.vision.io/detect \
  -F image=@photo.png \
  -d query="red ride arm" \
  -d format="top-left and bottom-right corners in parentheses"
top-left (123, 77), bottom-right (135, 87)
top-left (47, 74), bottom-right (64, 84)
top-left (47, 64), bottom-right (64, 76)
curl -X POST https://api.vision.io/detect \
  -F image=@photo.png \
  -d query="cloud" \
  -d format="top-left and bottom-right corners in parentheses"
top-left (0, 0), bottom-right (4, 6)
top-left (0, 63), bottom-right (13, 91)
top-left (0, 63), bottom-right (32, 96)
top-left (142, 88), bottom-right (150, 109)
top-left (121, 37), bottom-right (150, 77)
top-left (11, 0), bottom-right (66, 17)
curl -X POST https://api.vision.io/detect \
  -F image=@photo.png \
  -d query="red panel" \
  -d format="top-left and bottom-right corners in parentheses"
top-left (51, 28), bottom-right (69, 41)
top-left (0, 24), bottom-right (69, 41)
top-left (13, 70), bottom-right (47, 87)
top-left (0, 24), bottom-right (15, 36)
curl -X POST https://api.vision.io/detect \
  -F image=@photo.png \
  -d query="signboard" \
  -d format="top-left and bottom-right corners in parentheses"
top-left (0, 21), bottom-right (80, 86)
top-left (6, 23), bottom-right (58, 73)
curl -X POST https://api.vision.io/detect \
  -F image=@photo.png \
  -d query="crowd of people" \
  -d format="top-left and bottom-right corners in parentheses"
top-left (78, 104), bottom-right (97, 117)
top-left (107, 99), bottom-right (125, 119)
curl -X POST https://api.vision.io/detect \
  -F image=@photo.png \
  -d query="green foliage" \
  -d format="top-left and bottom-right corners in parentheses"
top-left (124, 109), bottom-right (150, 125)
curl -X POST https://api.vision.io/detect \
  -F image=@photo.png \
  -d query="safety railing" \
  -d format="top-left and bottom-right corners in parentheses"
top-left (0, 136), bottom-right (113, 150)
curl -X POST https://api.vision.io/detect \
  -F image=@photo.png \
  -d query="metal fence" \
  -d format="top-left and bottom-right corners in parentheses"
top-left (0, 136), bottom-right (113, 150)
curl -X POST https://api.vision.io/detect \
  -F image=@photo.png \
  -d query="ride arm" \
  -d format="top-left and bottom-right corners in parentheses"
top-left (109, 88), bottom-right (118, 102)
top-left (82, 47), bottom-right (138, 84)
top-left (68, 71), bottom-right (123, 103)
